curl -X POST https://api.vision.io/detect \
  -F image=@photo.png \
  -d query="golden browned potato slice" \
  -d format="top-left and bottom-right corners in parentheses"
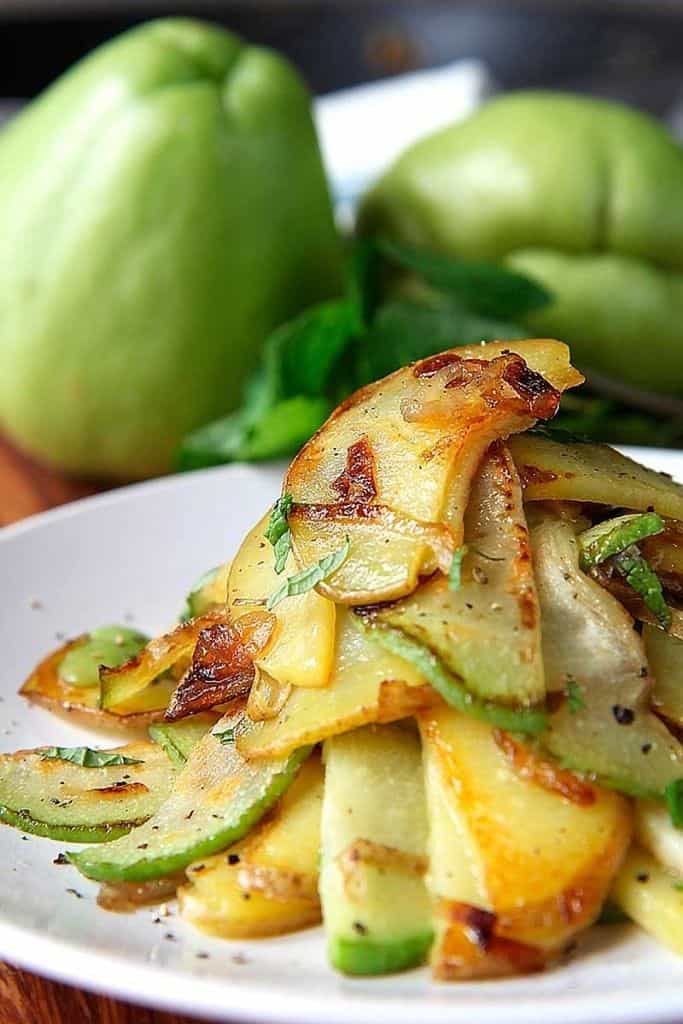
top-left (228, 513), bottom-right (336, 688)
top-left (420, 707), bottom-right (632, 977)
top-left (612, 846), bottom-right (683, 955)
top-left (510, 432), bottom-right (683, 520)
top-left (237, 609), bottom-right (433, 759)
top-left (286, 340), bottom-right (582, 604)
top-left (179, 753), bottom-right (323, 938)
top-left (20, 639), bottom-right (175, 732)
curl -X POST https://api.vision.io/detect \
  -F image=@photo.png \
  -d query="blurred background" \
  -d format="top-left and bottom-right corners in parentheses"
top-left (4, 0), bottom-right (683, 519)
top-left (2, 0), bottom-right (683, 111)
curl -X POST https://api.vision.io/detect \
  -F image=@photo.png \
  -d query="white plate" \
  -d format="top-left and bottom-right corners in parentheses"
top-left (2, 452), bottom-right (683, 1024)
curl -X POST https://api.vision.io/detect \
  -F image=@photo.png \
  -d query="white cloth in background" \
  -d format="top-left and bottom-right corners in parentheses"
top-left (314, 60), bottom-right (493, 219)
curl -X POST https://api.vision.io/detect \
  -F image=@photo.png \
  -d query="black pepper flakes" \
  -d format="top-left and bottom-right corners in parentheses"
top-left (641, 743), bottom-right (652, 755)
top-left (612, 705), bottom-right (635, 725)
top-left (227, 853), bottom-right (240, 865)
top-left (53, 853), bottom-right (69, 865)
top-left (66, 888), bottom-right (83, 899)
top-left (352, 921), bottom-right (368, 936)
top-left (636, 872), bottom-right (650, 883)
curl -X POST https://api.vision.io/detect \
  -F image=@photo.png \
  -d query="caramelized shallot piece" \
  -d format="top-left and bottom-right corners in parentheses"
top-left (166, 611), bottom-right (276, 721)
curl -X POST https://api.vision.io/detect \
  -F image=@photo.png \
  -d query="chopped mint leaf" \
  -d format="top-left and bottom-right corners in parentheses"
top-left (211, 725), bottom-right (235, 745)
top-left (267, 538), bottom-right (351, 611)
top-left (41, 746), bottom-right (143, 767)
top-left (265, 494), bottom-right (294, 575)
top-left (579, 513), bottom-right (665, 569)
top-left (613, 547), bottom-right (671, 629)
top-left (448, 545), bottom-right (468, 592)
top-left (566, 679), bottom-right (585, 714)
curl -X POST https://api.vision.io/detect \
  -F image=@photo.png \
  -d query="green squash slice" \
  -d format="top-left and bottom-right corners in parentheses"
top-left (644, 625), bottom-right (683, 728)
top-left (0, 740), bottom-right (175, 842)
top-left (371, 443), bottom-right (545, 712)
top-left (529, 507), bottom-right (683, 797)
top-left (69, 709), bottom-right (310, 882)
top-left (320, 723), bottom-right (433, 975)
top-left (179, 562), bottom-right (231, 622)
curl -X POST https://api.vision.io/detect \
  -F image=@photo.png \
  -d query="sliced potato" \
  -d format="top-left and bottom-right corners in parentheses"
top-left (237, 609), bottom-right (432, 759)
top-left (612, 846), bottom-right (683, 955)
top-left (374, 443), bottom-right (544, 708)
top-left (510, 432), bottom-right (683, 519)
top-left (287, 340), bottom-right (581, 604)
top-left (228, 513), bottom-right (336, 688)
top-left (179, 754), bottom-right (323, 939)
top-left (21, 639), bottom-right (173, 731)
top-left (420, 707), bottom-right (632, 969)
top-left (98, 874), bottom-right (184, 912)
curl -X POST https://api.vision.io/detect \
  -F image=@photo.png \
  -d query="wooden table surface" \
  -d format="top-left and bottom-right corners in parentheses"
top-left (0, 434), bottom-right (205, 1023)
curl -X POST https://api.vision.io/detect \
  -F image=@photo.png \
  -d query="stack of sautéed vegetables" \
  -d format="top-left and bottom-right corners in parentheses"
top-left (4, 338), bottom-right (683, 979)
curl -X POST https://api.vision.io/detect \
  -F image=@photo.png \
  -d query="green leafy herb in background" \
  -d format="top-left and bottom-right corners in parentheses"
top-left (41, 746), bottom-right (144, 767)
top-left (377, 238), bottom-right (552, 319)
top-left (177, 240), bottom-right (551, 470)
top-left (177, 237), bottom-right (683, 470)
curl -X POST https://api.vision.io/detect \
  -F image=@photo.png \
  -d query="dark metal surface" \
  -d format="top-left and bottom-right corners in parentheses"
top-left (0, 0), bottom-right (682, 110)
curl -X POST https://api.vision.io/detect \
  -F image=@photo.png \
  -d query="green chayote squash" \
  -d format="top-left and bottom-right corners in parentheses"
top-left (0, 18), bottom-right (342, 478)
top-left (360, 92), bottom-right (683, 395)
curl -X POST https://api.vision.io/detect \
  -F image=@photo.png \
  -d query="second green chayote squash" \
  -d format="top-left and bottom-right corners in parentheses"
top-left (360, 92), bottom-right (683, 395)
top-left (0, 19), bottom-right (342, 479)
